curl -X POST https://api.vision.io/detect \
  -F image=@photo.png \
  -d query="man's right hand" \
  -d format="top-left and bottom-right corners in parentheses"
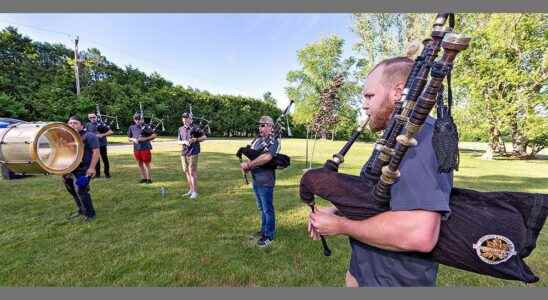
top-left (308, 206), bottom-right (339, 240)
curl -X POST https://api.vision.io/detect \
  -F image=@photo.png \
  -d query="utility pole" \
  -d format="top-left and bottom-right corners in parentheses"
top-left (73, 35), bottom-right (80, 97)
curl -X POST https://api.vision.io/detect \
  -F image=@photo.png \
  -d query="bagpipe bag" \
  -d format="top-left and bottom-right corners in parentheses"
top-left (300, 168), bottom-right (547, 283)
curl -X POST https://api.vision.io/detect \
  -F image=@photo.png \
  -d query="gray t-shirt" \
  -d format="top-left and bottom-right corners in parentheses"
top-left (351, 116), bottom-right (453, 287)
top-left (127, 124), bottom-right (152, 151)
top-left (250, 136), bottom-right (279, 187)
top-left (85, 122), bottom-right (108, 147)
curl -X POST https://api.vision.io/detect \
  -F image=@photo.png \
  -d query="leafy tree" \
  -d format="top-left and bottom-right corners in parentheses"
top-left (285, 35), bottom-right (361, 139)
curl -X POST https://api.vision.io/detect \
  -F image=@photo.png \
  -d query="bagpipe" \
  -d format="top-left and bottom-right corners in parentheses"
top-left (236, 101), bottom-right (294, 184)
top-left (95, 104), bottom-right (119, 134)
top-left (188, 104), bottom-right (212, 136)
top-left (138, 102), bottom-right (165, 137)
top-left (299, 13), bottom-right (547, 284)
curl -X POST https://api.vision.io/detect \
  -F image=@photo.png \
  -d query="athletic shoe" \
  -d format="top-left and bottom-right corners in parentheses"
top-left (139, 179), bottom-right (147, 184)
top-left (257, 236), bottom-right (273, 248)
top-left (66, 211), bottom-right (82, 220)
top-left (146, 179), bottom-right (153, 184)
top-left (184, 191), bottom-right (192, 197)
top-left (189, 192), bottom-right (198, 200)
top-left (249, 231), bottom-right (262, 240)
top-left (81, 215), bottom-right (96, 223)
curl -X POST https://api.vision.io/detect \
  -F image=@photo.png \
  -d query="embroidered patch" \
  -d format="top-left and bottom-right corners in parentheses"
top-left (473, 234), bottom-right (517, 265)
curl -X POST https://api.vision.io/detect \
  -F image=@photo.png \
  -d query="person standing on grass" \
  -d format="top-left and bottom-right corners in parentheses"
top-left (86, 112), bottom-right (113, 178)
top-left (64, 115), bottom-right (99, 223)
top-left (178, 112), bottom-right (207, 200)
top-left (240, 116), bottom-right (279, 248)
top-left (307, 57), bottom-right (453, 287)
top-left (128, 113), bottom-right (157, 184)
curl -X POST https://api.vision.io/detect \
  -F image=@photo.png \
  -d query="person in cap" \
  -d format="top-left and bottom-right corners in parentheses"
top-left (177, 112), bottom-right (207, 200)
top-left (128, 113), bottom-right (157, 184)
top-left (64, 115), bottom-right (100, 222)
top-left (240, 115), bottom-right (279, 247)
top-left (86, 112), bottom-right (113, 178)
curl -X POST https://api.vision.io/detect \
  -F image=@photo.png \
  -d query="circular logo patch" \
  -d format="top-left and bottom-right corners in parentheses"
top-left (473, 234), bottom-right (517, 265)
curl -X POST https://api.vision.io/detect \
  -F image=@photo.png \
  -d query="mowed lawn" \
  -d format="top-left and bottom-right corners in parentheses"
top-left (1, 138), bottom-right (547, 287)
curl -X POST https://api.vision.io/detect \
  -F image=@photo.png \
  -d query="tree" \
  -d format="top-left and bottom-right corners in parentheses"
top-left (456, 13), bottom-right (547, 158)
top-left (285, 35), bottom-right (361, 139)
top-left (262, 91), bottom-right (277, 107)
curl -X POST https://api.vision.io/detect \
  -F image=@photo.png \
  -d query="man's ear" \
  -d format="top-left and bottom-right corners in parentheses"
top-left (390, 81), bottom-right (405, 104)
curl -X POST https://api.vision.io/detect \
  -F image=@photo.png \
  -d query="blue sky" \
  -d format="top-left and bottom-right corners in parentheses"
top-left (0, 14), bottom-right (359, 108)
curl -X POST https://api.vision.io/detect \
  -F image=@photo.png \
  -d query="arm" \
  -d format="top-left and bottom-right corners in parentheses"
top-left (97, 129), bottom-right (113, 139)
top-left (138, 133), bottom-right (157, 142)
top-left (310, 208), bottom-right (442, 253)
top-left (241, 152), bottom-right (272, 171)
top-left (190, 134), bottom-right (207, 144)
top-left (85, 148), bottom-right (100, 178)
top-left (128, 127), bottom-right (136, 143)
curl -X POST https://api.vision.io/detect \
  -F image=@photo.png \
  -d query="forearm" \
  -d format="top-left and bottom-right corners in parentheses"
top-left (249, 153), bottom-right (272, 168)
top-left (339, 211), bottom-right (441, 253)
top-left (90, 150), bottom-right (100, 170)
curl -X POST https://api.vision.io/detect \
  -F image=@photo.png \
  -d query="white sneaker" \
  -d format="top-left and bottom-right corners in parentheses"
top-left (190, 192), bottom-right (198, 200)
top-left (184, 190), bottom-right (192, 197)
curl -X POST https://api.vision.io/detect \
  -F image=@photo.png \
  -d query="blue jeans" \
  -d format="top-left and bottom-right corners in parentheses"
top-left (252, 183), bottom-right (275, 240)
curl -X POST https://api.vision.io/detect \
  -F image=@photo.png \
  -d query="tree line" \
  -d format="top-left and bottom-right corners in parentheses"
top-left (0, 26), bottom-right (283, 137)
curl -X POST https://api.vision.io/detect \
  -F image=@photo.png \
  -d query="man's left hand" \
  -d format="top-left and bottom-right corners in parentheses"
top-left (309, 209), bottom-right (346, 236)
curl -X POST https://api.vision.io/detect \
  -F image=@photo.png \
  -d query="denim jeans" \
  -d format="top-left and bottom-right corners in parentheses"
top-left (252, 183), bottom-right (275, 240)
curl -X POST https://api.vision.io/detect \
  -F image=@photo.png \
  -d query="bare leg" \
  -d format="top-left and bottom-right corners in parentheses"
top-left (143, 162), bottom-right (152, 180)
top-left (138, 161), bottom-right (146, 179)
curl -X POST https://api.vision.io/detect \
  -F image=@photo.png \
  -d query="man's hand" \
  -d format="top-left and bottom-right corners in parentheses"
top-left (240, 161), bottom-right (251, 172)
top-left (309, 207), bottom-right (347, 237)
top-left (308, 206), bottom-right (339, 240)
top-left (129, 138), bottom-right (138, 144)
top-left (86, 168), bottom-right (96, 178)
top-left (189, 138), bottom-right (197, 144)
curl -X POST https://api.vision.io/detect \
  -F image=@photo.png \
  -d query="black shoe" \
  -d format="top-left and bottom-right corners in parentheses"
top-left (105, 174), bottom-right (111, 179)
top-left (66, 211), bottom-right (82, 220)
top-left (249, 231), bottom-right (262, 240)
top-left (95, 175), bottom-right (101, 179)
top-left (257, 236), bottom-right (273, 248)
top-left (139, 179), bottom-right (147, 184)
top-left (146, 179), bottom-right (153, 184)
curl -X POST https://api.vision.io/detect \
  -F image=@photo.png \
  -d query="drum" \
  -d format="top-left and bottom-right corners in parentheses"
top-left (0, 122), bottom-right (84, 175)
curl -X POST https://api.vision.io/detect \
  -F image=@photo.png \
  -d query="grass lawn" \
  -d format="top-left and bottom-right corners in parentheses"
top-left (0, 138), bottom-right (546, 287)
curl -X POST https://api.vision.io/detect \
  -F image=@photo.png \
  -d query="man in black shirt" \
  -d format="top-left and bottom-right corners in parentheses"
top-left (64, 115), bottom-right (100, 222)
top-left (86, 113), bottom-right (113, 178)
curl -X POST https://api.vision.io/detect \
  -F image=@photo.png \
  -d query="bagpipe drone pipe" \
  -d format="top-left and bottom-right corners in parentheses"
top-left (95, 104), bottom-right (119, 134)
top-left (137, 103), bottom-right (165, 137)
top-left (299, 14), bottom-right (547, 283)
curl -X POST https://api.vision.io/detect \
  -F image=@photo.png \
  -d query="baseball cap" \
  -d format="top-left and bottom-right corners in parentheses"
top-left (258, 116), bottom-right (274, 125)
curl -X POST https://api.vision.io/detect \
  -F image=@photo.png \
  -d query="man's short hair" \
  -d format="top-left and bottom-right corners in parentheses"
top-left (133, 113), bottom-right (143, 120)
top-left (370, 57), bottom-right (414, 87)
top-left (68, 115), bottom-right (83, 124)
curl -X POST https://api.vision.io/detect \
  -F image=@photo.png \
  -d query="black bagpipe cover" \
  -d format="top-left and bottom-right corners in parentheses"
top-left (236, 145), bottom-right (290, 170)
top-left (300, 168), bottom-right (547, 283)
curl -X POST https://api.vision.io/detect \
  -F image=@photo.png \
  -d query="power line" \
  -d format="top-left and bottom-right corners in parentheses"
top-left (0, 18), bottom-right (75, 39)
top-left (0, 18), bottom-right (224, 91)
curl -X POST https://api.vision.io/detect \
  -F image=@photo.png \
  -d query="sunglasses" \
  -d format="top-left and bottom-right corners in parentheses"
top-left (259, 124), bottom-right (271, 128)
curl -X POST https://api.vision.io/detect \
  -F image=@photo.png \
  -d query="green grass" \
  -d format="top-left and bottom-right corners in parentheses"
top-left (0, 139), bottom-right (546, 287)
